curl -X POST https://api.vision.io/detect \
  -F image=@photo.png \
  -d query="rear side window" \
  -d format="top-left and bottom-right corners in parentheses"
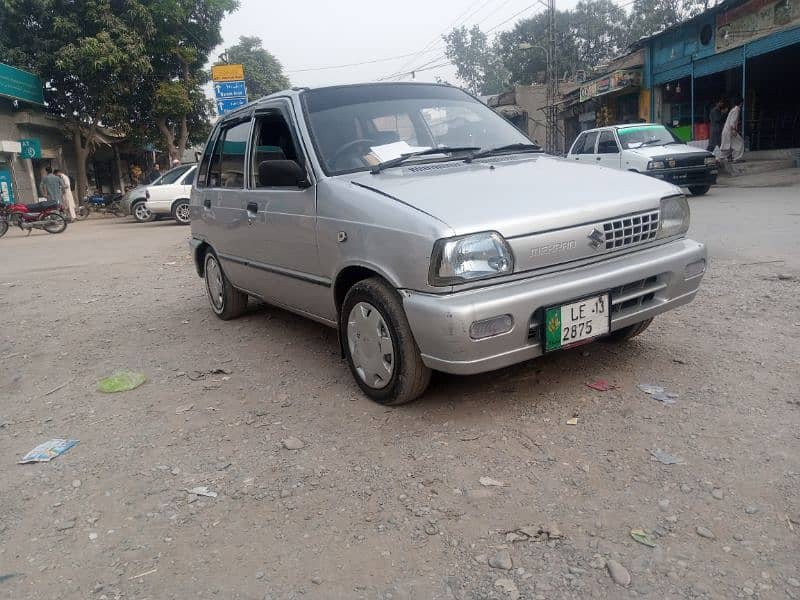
top-left (570, 133), bottom-right (586, 154)
top-left (196, 135), bottom-right (216, 189)
top-left (580, 131), bottom-right (599, 154)
top-left (597, 131), bottom-right (619, 154)
top-left (208, 119), bottom-right (251, 189)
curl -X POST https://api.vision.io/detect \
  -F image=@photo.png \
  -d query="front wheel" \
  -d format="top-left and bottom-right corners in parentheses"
top-left (43, 213), bottom-right (67, 234)
top-left (0, 220), bottom-right (8, 238)
top-left (76, 204), bottom-right (90, 220)
top-left (172, 200), bottom-right (190, 225)
top-left (341, 278), bottom-right (431, 405)
top-left (132, 201), bottom-right (154, 223)
top-left (688, 185), bottom-right (710, 196)
top-left (204, 251), bottom-right (247, 320)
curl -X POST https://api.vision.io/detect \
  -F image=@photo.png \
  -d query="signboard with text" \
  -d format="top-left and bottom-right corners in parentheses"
top-left (0, 63), bottom-right (44, 105)
top-left (716, 0), bottom-right (800, 51)
top-left (211, 64), bottom-right (245, 82)
top-left (216, 97), bottom-right (248, 115)
top-left (214, 80), bottom-right (247, 99)
top-left (19, 138), bottom-right (42, 159)
top-left (580, 69), bottom-right (642, 103)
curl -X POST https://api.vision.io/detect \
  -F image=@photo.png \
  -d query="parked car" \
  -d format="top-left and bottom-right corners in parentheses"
top-left (189, 82), bottom-right (707, 405)
top-left (126, 164), bottom-right (196, 223)
top-left (566, 124), bottom-right (718, 196)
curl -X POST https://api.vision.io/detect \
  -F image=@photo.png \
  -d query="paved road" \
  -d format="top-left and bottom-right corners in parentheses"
top-left (1, 183), bottom-right (798, 600)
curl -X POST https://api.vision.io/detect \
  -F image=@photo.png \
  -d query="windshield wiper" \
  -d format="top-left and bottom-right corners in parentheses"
top-left (465, 143), bottom-right (542, 162)
top-left (370, 146), bottom-right (480, 174)
top-left (639, 139), bottom-right (665, 147)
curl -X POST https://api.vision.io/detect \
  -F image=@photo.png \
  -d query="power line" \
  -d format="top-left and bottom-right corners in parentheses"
top-left (284, 48), bottom-right (442, 73)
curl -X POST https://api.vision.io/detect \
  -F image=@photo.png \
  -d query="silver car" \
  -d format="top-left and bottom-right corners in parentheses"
top-left (189, 83), bottom-right (707, 405)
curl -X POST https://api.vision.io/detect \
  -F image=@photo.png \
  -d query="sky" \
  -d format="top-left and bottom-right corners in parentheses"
top-left (213, 0), bottom-right (579, 90)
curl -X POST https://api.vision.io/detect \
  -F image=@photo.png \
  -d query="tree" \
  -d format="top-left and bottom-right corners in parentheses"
top-left (221, 36), bottom-right (290, 99)
top-left (443, 25), bottom-right (508, 96)
top-left (570, 0), bottom-right (632, 69)
top-left (0, 0), bottom-right (154, 199)
top-left (628, 0), bottom-right (686, 41)
top-left (137, 0), bottom-right (238, 162)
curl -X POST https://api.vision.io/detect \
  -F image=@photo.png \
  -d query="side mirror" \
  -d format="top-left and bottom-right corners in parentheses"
top-left (258, 160), bottom-right (310, 188)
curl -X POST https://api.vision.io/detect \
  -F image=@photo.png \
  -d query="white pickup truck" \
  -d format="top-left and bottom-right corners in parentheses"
top-left (566, 124), bottom-right (718, 196)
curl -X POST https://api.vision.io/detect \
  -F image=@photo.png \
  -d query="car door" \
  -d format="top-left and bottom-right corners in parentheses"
top-left (146, 164), bottom-right (193, 213)
top-left (568, 132), bottom-right (586, 161)
top-left (575, 131), bottom-right (598, 163)
top-left (196, 113), bottom-right (256, 291)
top-left (240, 100), bottom-right (327, 319)
top-left (596, 130), bottom-right (622, 169)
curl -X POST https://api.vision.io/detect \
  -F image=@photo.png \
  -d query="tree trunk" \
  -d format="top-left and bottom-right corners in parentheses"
top-left (71, 126), bottom-right (91, 201)
top-left (157, 117), bottom-right (178, 165)
top-left (176, 115), bottom-right (189, 163)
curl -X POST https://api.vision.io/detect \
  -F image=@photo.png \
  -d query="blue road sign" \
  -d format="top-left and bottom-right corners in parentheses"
top-left (214, 80), bottom-right (247, 99)
top-left (216, 97), bottom-right (248, 115)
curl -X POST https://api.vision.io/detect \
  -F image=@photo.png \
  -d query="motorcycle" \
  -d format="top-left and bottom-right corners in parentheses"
top-left (0, 200), bottom-right (68, 237)
top-left (76, 191), bottom-right (125, 220)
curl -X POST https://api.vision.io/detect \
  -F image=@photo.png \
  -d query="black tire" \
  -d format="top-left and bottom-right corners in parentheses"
top-left (42, 213), bottom-right (67, 234)
top-left (132, 200), bottom-right (154, 223)
top-left (602, 318), bottom-right (653, 343)
top-left (76, 205), bottom-right (90, 220)
top-left (172, 199), bottom-right (191, 225)
top-left (688, 185), bottom-right (710, 196)
top-left (110, 201), bottom-right (125, 217)
top-left (204, 250), bottom-right (247, 320)
top-left (0, 220), bottom-right (8, 238)
top-left (341, 278), bottom-right (431, 405)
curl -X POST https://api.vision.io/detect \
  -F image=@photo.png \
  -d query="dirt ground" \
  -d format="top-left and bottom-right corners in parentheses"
top-left (1, 183), bottom-right (798, 600)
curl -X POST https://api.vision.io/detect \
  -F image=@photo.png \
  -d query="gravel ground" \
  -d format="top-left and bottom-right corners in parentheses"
top-left (1, 184), bottom-right (798, 600)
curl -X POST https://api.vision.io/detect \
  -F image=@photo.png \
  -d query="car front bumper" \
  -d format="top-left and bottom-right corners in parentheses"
top-left (402, 238), bottom-right (706, 375)
top-left (647, 166), bottom-right (717, 187)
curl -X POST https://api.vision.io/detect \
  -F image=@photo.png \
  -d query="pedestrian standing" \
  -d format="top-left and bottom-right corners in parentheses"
top-left (55, 169), bottom-right (76, 222)
top-left (707, 99), bottom-right (726, 153)
top-left (147, 163), bottom-right (161, 183)
top-left (172, 158), bottom-right (181, 168)
top-left (720, 96), bottom-right (744, 162)
top-left (40, 167), bottom-right (65, 205)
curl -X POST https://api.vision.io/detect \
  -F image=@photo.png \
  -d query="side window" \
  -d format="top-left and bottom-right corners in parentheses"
top-left (580, 131), bottom-right (599, 154)
top-left (196, 134), bottom-right (216, 188)
top-left (208, 119), bottom-right (251, 189)
top-left (252, 112), bottom-right (303, 188)
top-left (597, 131), bottom-right (619, 154)
top-left (570, 133), bottom-right (586, 154)
top-left (183, 169), bottom-right (196, 185)
top-left (370, 113), bottom-right (419, 146)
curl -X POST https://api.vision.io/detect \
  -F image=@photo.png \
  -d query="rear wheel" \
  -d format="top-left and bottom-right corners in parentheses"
top-left (688, 185), bottom-right (710, 196)
top-left (76, 204), bottom-right (90, 220)
top-left (204, 251), bottom-right (247, 320)
top-left (43, 213), bottom-right (67, 234)
top-left (172, 200), bottom-right (191, 225)
top-left (602, 318), bottom-right (653, 343)
top-left (341, 278), bottom-right (431, 405)
top-left (0, 220), bottom-right (8, 238)
top-left (132, 201), bottom-right (154, 223)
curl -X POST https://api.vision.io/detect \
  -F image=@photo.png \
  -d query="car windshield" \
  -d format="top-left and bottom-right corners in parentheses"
top-left (154, 165), bottom-right (192, 185)
top-left (302, 84), bottom-right (532, 175)
top-left (617, 125), bottom-right (680, 149)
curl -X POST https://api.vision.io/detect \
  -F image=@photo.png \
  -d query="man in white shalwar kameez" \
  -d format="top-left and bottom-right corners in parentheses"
top-left (720, 97), bottom-right (744, 162)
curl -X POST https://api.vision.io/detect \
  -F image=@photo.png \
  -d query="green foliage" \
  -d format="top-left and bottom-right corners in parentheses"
top-left (222, 36), bottom-right (290, 99)
top-left (443, 25), bottom-right (508, 96)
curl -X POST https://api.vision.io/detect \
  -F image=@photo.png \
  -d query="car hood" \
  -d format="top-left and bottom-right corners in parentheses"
top-left (627, 144), bottom-right (711, 159)
top-left (348, 155), bottom-right (679, 238)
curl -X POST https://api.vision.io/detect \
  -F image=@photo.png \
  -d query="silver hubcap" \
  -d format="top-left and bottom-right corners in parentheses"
top-left (205, 257), bottom-right (224, 311)
top-left (134, 204), bottom-right (150, 220)
top-left (176, 203), bottom-right (190, 223)
top-left (347, 302), bottom-right (395, 389)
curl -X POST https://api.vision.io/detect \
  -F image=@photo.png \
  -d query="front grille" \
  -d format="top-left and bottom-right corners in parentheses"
top-left (676, 155), bottom-right (707, 167)
top-left (610, 274), bottom-right (666, 315)
top-left (602, 210), bottom-right (659, 250)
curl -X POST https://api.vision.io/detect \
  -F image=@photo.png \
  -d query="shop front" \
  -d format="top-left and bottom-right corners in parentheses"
top-left (644, 0), bottom-right (800, 151)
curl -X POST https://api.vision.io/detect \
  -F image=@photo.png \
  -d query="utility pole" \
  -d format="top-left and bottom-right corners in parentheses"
top-left (545, 0), bottom-right (558, 154)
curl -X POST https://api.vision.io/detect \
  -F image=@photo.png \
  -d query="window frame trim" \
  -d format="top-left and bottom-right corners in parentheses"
top-left (250, 100), bottom-right (313, 190)
top-left (203, 109), bottom-right (255, 191)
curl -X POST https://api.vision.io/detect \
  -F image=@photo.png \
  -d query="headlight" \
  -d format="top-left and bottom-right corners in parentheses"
top-left (657, 195), bottom-right (690, 239)
top-left (704, 156), bottom-right (717, 166)
top-left (647, 160), bottom-right (666, 170)
top-left (429, 231), bottom-right (514, 286)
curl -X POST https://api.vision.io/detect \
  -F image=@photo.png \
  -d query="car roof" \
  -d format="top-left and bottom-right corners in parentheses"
top-left (219, 81), bottom-right (464, 122)
top-left (580, 123), bottom-right (664, 134)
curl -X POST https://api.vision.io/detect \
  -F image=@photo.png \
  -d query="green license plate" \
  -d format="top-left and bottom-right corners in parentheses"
top-left (544, 293), bottom-right (610, 352)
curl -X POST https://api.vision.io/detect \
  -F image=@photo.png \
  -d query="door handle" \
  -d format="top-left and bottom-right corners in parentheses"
top-left (596, 156), bottom-right (602, 161)
top-left (203, 198), bottom-right (211, 208)
top-left (246, 202), bottom-right (258, 214)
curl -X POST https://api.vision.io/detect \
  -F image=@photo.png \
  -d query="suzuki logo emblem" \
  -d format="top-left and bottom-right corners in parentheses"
top-left (588, 227), bottom-right (605, 249)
